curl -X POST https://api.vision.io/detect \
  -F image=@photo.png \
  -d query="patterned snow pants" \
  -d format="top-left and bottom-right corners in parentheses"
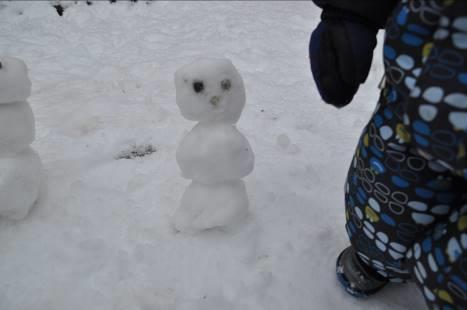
top-left (344, 1), bottom-right (466, 309)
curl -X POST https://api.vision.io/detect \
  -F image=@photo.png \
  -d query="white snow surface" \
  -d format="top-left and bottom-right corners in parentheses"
top-left (0, 2), bottom-right (426, 310)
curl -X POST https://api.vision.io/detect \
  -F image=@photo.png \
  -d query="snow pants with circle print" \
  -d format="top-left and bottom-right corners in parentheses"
top-left (344, 1), bottom-right (467, 309)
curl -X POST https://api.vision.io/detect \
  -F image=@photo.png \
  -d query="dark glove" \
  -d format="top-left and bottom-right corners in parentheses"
top-left (309, 20), bottom-right (378, 108)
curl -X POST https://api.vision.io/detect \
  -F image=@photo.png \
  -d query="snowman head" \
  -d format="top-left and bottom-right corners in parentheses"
top-left (0, 56), bottom-right (32, 104)
top-left (174, 58), bottom-right (246, 123)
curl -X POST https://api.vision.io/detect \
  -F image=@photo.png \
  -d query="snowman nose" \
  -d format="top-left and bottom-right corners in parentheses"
top-left (210, 96), bottom-right (220, 106)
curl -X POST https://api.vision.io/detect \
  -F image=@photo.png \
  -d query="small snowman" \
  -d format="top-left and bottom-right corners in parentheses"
top-left (0, 56), bottom-right (42, 220)
top-left (173, 58), bottom-right (254, 233)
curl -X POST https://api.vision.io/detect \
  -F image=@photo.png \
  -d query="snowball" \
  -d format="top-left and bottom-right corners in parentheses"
top-left (0, 56), bottom-right (32, 104)
top-left (172, 180), bottom-right (249, 233)
top-left (174, 58), bottom-right (246, 124)
top-left (176, 122), bottom-right (254, 184)
top-left (276, 134), bottom-right (291, 149)
top-left (0, 147), bottom-right (42, 220)
top-left (0, 101), bottom-right (35, 154)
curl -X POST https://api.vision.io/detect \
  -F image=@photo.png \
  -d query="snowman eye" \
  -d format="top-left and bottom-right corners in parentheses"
top-left (221, 79), bottom-right (231, 91)
top-left (193, 81), bottom-right (204, 93)
top-left (0, 61), bottom-right (2, 69)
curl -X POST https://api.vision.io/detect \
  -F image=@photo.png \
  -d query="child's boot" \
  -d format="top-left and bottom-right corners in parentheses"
top-left (336, 246), bottom-right (388, 298)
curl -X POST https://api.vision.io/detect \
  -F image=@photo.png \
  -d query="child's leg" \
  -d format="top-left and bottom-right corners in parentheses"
top-left (344, 91), bottom-right (465, 282)
top-left (407, 203), bottom-right (466, 308)
top-left (340, 0), bottom-right (466, 302)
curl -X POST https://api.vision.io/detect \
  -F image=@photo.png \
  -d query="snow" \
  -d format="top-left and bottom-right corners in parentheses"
top-left (173, 58), bottom-right (254, 233)
top-left (0, 1), bottom-right (425, 309)
top-left (0, 56), bottom-right (41, 220)
top-left (0, 101), bottom-right (35, 154)
top-left (175, 58), bottom-right (253, 186)
top-left (176, 122), bottom-right (254, 184)
top-left (0, 147), bottom-right (42, 220)
top-left (174, 59), bottom-right (246, 123)
top-left (0, 56), bottom-right (31, 104)
top-left (173, 180), bottom-right (249, 234)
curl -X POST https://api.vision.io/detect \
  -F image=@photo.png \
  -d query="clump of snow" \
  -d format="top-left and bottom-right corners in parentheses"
top-left (176, 122), bottom-right (254, 184)
top-left (174, 58), bottom-right (246, 123)
top-left (276, 133), bottom-right (291, 149)
top-left (0, 147), bottom-right (42, 220)
top-left (173, 180), bottom-right (249, 233)
top-left (173, 59), bottom-right (254, 233)
top-left (0, 101), bottom-right (35, 154)
top-left (0, 56), bottom-right (42, 220)
top-left (0, 56), bottom-right (32, 104)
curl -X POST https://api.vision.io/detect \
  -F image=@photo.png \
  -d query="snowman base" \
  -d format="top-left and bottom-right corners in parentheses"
top-left (0, 101), bottom-right (35, 154)
top-left (173, 180), bottom-right (249, 234)
top-left (0, 147), bottom-right (42, 220)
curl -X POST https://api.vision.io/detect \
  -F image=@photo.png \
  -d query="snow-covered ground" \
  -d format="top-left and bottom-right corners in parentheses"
top-left (0, 2), bottom-right (426, 309)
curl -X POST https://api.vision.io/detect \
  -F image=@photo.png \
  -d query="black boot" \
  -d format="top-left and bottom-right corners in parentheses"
top-left (336, 246), bottom-right (389, 298)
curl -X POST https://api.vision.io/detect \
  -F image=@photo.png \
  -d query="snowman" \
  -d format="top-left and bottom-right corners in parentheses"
top-left (173, 58), bottom-right (254, 233)
top-left (0, 56), bottom-right (42, 220)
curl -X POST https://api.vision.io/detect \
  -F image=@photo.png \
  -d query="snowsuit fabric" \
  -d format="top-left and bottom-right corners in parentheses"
top-left (343, 1), bottom-right (467, 309)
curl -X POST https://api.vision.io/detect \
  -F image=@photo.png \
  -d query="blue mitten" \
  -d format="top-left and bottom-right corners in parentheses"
top-left (309, 20), bottom-right (378, 107)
